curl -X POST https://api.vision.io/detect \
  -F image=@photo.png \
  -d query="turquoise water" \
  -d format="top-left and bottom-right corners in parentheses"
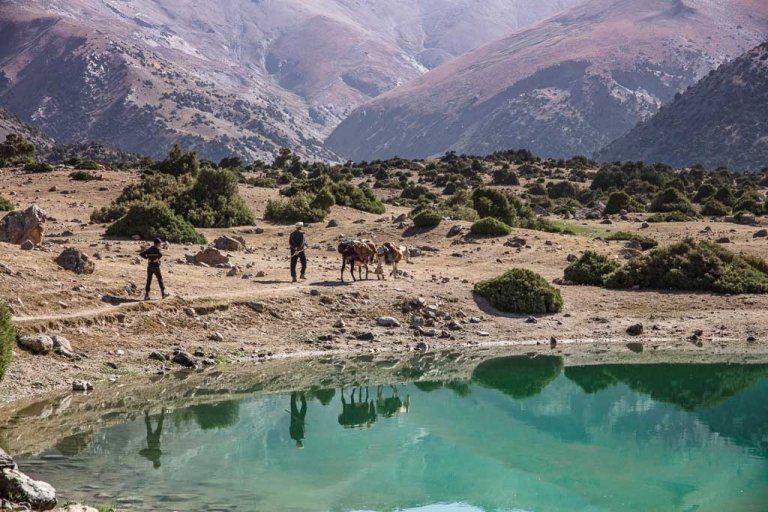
top-left (15, 357), bottom-right (768, 511)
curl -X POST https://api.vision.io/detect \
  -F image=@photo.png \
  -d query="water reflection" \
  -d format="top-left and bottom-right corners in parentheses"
top-left (289, 392), bottom-right (308, 449)
top-left (12, 356), bottom-right (768, 512)
top-left (338, 387), bottom-right (378, 429)
top-left (138, 409), bottom-right (165, 469)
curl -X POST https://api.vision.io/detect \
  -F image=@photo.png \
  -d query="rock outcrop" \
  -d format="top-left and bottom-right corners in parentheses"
top-left (186, 248), bottom-right (230, 267)
top-left (0, 205), bottom-right (46, 246)
top-left (213, 236), bottom-right (246, 252)
top-left (0, 449), bottom-right (57, 511)
top-left (55, 248), bottom-right (95, 275)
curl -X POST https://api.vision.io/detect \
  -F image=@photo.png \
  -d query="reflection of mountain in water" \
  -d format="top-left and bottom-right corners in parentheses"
top-left (471, 356), bottom-right (564, 399)
top-left (564, 364), bottom-right (768, 410)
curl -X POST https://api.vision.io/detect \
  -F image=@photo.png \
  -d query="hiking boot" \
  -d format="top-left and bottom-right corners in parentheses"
top-left (143, 294), bottom-right (150, 301)
top-left (162, 291), bottom-right (170, 299)
top-left (300, 274), bottom-right (306, 280)
top-left (292, 277), bottom-right (297, 283)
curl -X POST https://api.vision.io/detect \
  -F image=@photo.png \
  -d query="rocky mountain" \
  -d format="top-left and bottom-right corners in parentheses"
top-left (598, 42), bottom-right (768, 171)
top-left (0, 106), bottom-right (53, 152)
top-left (326, 0), bottom-right (768, 162)
top-left (0, 0), bottom-right (583, 162)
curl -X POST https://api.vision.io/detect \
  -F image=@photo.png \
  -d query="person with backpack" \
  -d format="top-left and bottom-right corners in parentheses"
top-left (289, 222), bottom-right (308, 282)
top-left (140, 238), bottom-right (169, 300)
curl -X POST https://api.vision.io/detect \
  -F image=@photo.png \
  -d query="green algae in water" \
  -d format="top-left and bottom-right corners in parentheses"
top-left (14, 358), bottom-right (768, 511)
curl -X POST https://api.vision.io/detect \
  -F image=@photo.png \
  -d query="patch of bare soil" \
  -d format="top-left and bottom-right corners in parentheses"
top-left (1, 168), bottom-right (768, 403)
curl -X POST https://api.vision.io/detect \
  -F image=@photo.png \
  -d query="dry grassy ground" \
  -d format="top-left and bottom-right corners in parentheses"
top-left (1, 168), bottom-right (768, 402)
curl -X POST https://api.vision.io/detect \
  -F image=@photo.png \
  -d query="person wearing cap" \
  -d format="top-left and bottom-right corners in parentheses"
top-left (289, 222), bottom-right (308, 283)
top-left (140, 238), bottom-right (169, 300)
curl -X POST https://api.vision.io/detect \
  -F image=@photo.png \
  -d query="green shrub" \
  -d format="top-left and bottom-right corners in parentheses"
top-left (491, 168), bottom-right (519, 185)
top-left (0, 195), bottom-right (13, 211)
top-left (701, 199), bottom-right (730, 216)
top-left (650, 187), bottom-right (694, 214)
top-left (154, 144), bottom-right (200, 177)
top-left (603, 232), bottom-right (658, 250)
top-left (106, 201), bottom-right (206, 244)
top-left (412, 209), bottom-right (442, 228)
top-left (75, 159), bottom-right (101, 170)
top-left (647, 211), bottom-right (690, 223)
top-left (0, 134), bottom-right (34, 166)
top-left (564, 251), bottom-right (620, 285)
top-left (330, 182), bottom-right (385, 214)
top-left (474, 268), bottom-right (563, 314)
top-left (69, 170), bottom-right (102, 181)
top-left (311, 187), bottom-right (336, 211)
top-left (604, 239), bottom-right (768, 294)
top-left (173, 168), bottom-right (255, 228)
top-left (604, 191), bottom-right (644, 215)
top-left (470, 217), bottom-right (512, 237)
top-left (472, 188), bottom-right (517, 225)
top-left (264, 193), bottom-right (327, 224)
top-left (91, 203), bottom-right (131, 224)
top-left (0, 304), bottom-right (14, 384)
top-left (246, 177), bottom-right (278, 188)
top-left (23, 162), bottom-right (53, 173)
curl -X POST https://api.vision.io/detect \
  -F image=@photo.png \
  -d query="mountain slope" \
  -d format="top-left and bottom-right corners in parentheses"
top-left (0, 106), bottom-right (54, 152)
top-left (0, 0), bottom-right (583, 161)
top-left (326, 0), bottom-right (768, 161)
top-left (598, 42), bottom-right (768, 171)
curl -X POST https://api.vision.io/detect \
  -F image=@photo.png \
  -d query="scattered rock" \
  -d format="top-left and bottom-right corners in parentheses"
top-left (566, 254), bottom-right (578, 263)
top-left (377, 316), bottom-right (401, 328)
top-left (17, 335), bottom-right (54, 355)
top-left (72, 380), bottom-right (93, 392)
top-left (0, 205), bottom-right (47, 245)
top-left (148, 351), bottom-right (167, 362)
top-left (626, 342), bottom-right (644, 353)
top-left (187, 247), bottom-right (229, 266)
top-left (226, 266), bottom-right (240, 277)
top-left (414, 341), bottom-right (429, 352)
top-left (247, 302), bottom-right (265, 313)
top-left (208, 332), bottom-right (225, 342)
top-left (213, 235), bottom-right (246, 252)
top-left (55, 248), bottom-right (95, 274)
top-left (526, 316), bottom-right (538, 324)
top-left (0, 468), bottom-right (57, 510)
top-left (753, 229), bottom-right (768, 238)
top-left (392, 214), bottom-right (407, 224)
top-left (505, 237), bottom-right (527, 248)
top-left (52, 336), bottom-right (74, 357)
top-left (333, 319), bottom-right (346, 329)
top-left (326, 219), bottom-right (339, 228)
top-left (20, 240), bottom-right (34, 250)
top-left (355, 332), bottom-right (375, 341)
top-left (0, 449), bottom-right (16, 471)
top-left (715, 237), bottom-right (731, 244)
top-left (626, 323), bottom-right (644, 336)
top-left (172, 350), bottom-right (197, 368)
top-left (447, 225), bottom-right (464, 237)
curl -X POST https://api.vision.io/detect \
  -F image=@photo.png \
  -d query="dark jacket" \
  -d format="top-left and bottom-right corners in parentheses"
top-left (140, 246), bottom-right (163, 268)
top-left (289, 231), bottom-right (306, 252)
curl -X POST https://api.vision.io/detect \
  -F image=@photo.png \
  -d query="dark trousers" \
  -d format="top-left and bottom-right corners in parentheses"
top-left (290, 252), bottom-right (307, 279)
top-left (146, 266), bottom-right (164, 294)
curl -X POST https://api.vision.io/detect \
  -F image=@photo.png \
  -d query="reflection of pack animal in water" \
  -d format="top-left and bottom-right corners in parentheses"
top-left (338, 387), bottom-right (377, 428)
top-left (374, 242), bottom-right (409, 280)
top-left (139, 409), bottom-right (165, 469)
top-left (375, 385), bottom-right (411, 418)
top-left (338, 240), bottom-right (377, 282)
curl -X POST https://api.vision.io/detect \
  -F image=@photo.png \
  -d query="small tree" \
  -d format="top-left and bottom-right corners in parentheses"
top-left (155, 144), bottom-right (200, 177)
top-left (0, 134), bottom-right (34, 166)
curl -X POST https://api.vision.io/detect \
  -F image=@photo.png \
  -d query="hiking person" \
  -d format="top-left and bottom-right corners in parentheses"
top-left (289, 222), bottom-right (308, 282)
top-left (140, 238), bottom-right (168, 300)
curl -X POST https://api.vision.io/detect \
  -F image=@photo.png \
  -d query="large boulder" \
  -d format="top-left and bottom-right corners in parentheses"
top-left (213, 236), bottom-right (246, 252)
top-left (0, 449), bottom-right (16, 471)
top-left (186, 247), bottom-right (230, 266)
top-left (0, 468), bottom-right (57, 510)
top-left (55, 248), bottom-right (95, 274)
top-left (17, 335), bottom-right (54, 355)
top-left (0, 205), bottom-right (46, 246)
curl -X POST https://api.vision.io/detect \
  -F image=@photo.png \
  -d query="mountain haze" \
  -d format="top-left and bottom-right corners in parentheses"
top-left (0, 0), bottom-right (583, 161)
top-left (327, 0), bottom-right (768, 161)
top-left (598, 41), bottom-right (768, 171)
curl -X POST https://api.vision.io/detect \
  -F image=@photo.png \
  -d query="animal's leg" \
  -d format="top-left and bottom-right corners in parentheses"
top-left (340, 258), bottom-right (346, 282)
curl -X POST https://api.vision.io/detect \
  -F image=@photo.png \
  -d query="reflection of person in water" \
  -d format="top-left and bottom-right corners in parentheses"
top-left (338, 388), bottom-right (377, 428)
top-left (139, 409), bottom-right (165, 469)
top-left (289, 392), bottom-right (308, 449)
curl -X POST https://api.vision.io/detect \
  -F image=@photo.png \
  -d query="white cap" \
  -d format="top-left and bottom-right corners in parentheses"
top-left (295, 222), bottom-right (304, 229)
